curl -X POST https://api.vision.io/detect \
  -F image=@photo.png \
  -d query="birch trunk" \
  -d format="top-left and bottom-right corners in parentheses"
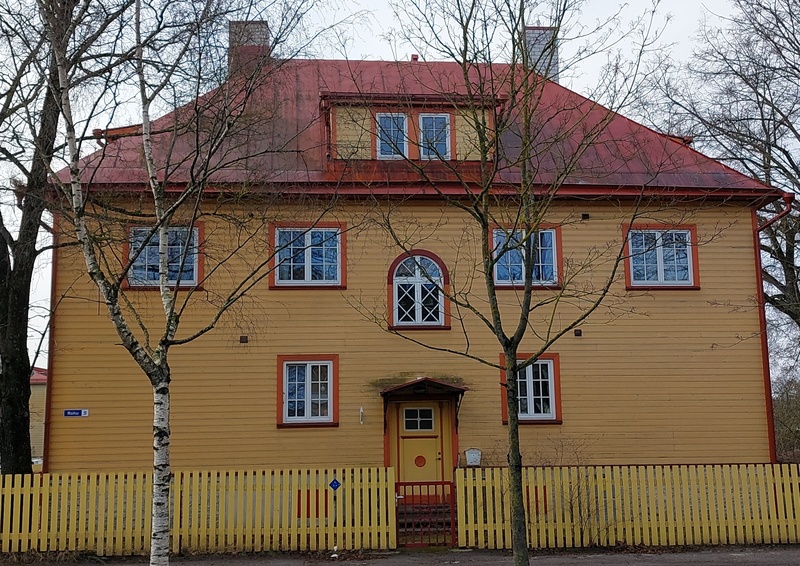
top-left (150, 376), bottom-right (171, 566)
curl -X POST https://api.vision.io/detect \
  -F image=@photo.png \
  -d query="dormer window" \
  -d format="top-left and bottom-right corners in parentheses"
top-left (419, 114), bottom-right (450, 159)
top-left (377, 113), bottom-right (407, 159)
top-left (327, 93), bottom-right (499, 163)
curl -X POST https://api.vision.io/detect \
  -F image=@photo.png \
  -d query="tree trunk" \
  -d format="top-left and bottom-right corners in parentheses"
top-left (150, 375), bottom-right (171, 566)
top-left (0, 53), bottom-right (60, 476)
top-left (504, 350), bottom-right (528, 565)
top-left (0, 352), bottom-right (32, 474)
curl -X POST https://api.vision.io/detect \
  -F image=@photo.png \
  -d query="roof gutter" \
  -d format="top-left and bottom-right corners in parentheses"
top-left (757, 192), bottom-right (795, 232)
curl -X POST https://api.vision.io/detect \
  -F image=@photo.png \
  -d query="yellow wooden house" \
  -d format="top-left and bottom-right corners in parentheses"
top-left (30, 367), bottom-right (47, 461)
top-left (44, 37), bottom-right (787, 484)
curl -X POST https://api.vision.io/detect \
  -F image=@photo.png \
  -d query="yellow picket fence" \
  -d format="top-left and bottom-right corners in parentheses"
top-left (6, 464), bottom-right (800, 555)
top-left (456, 464), bottom-right (800, 549)
top-left (0, 467), bottom-right (396, 555)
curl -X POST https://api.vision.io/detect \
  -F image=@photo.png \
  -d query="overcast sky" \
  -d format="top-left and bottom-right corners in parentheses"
top-left (28, 0), bottom-right (737, 366)
top-left (328, 0), bottom-right (732, 67)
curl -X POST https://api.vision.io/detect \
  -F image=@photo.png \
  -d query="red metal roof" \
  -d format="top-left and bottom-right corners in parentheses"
top-left (31, 367), bottom-right (47, 385)
top-left (63, 58), bottom-right (780, 201)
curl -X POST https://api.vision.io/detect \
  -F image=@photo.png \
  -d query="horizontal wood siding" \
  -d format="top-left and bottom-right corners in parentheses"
top-left (454, 110), bottom-right (483, 160)
top-left (334, 106), bottom-right (371, 159)
top-left (47, 202), bottom-right (770, 471)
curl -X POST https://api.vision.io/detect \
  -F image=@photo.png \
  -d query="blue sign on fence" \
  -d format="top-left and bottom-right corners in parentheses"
top-left (63, 409), bottom-right (89, 417)
top-left (329, 478), bottom-right (341, 491)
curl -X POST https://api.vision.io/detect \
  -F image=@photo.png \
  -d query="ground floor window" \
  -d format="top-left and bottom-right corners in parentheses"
top-left (277, 355), bottom-right (339, 427)
top-left (500, 353), bottom-right (562, 424)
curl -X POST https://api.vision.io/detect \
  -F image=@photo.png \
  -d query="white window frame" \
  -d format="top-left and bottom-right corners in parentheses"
top-left (419, 113), bottom-right (451, 160)
top-left (392, 255), bottom-right (445, 326)
top-left (517, 359), bottom-right (556, 421)
top-left (283, 360), bottom-right (333, 424)
top-left (628, 229), bottom-right (693, 286)
top-left (376, 113), bottom-right (408, 159)
top-left (493, 228), bottom-right (558, 285)
top-left (129, 226), bottom-right (198, 287)
top-left (275, 227), bottom-right (341, 286)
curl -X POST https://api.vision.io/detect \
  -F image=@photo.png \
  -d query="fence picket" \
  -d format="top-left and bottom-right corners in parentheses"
top-left (779, 465), bottom-right (790, 542)
top-left (788, 465), bottom-right (800, 543)
top-left (765, 464), bottom-right (782, 542)
top-left (675, 466), bottom-right (688, 545)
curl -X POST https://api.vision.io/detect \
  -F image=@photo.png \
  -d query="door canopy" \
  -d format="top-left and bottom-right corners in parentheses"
top-left (381, 376), bottom-right (468, 430)
top-left (380, 376), bottom-right (468, 400)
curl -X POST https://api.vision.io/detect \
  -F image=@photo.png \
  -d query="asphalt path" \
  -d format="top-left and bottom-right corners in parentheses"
top-left (25, 546), bottom-right (800, 566)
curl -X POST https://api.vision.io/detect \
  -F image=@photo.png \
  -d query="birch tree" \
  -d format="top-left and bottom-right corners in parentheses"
top-left (41, 0), bottom-right (329, 564)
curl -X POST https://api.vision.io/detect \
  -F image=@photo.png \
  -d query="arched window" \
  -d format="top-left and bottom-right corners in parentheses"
top-left (391, 253), bottom-right (447, 327)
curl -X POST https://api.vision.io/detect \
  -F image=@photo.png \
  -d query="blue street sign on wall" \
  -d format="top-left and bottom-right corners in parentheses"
top-left (63, 409), bottom-right (89, 417)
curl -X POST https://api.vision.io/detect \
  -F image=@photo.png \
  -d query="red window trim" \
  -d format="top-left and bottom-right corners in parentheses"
top-left (489, 223), bottom-right (564, 290)
top-left (500, 352), bottom-right (562, 425)
top-left (387, 249), bottom-right (451, 330)
top-left (276, 354), bottom-right (339, 428)
top-left (622, 223), bottom-right (701, 290)
top-left (122, 222), bottom-right (205, 291)
top-left (268, 222), bottom-right (347, 290)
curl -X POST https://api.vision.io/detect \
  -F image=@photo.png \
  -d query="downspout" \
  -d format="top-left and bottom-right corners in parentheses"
top-left (754, 191), bottom-right (794, 463)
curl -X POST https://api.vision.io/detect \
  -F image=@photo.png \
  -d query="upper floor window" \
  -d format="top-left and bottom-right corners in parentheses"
top-left (275, 227), bottom-right (342, 286)
top-left (377, 113), bottom-right (407, 159)
top-left (129, 226), bottom-right (198, 287)
top-left (627, 228), bottom-right (697, 287)
top-left (391, 254), bottom-right (447, 327)
top-left (493, 228), bottom-right (558, 286)
top-left (419, 114), bottom-right (450, 159)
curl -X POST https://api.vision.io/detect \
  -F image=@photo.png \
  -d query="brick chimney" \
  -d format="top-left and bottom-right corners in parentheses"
top-left (525, 26), bottom-right (559, 82)
top-left (228, 21), bottom-right (271, 74)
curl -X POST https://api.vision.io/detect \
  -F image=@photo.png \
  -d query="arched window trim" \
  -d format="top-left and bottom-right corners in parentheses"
top-left (387, 250), bottom-right (451, 330)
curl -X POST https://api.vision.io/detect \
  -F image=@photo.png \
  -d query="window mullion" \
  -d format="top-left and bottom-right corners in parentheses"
top-left (416, 282), bottom-right (420, 321)
top-left (656, 232), bottom-right (666, 282)
top-left (304, 363), bottom-right (311, 417)
top-left (304, 232), bottom-right (313, 282)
